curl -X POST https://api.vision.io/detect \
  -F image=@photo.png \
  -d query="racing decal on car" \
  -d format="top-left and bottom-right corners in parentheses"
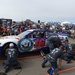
top-left (39, 38), bottom-right (45, 47)
top-left (18, 38), bottom-right (34, 52)
top-left (34, 38), bottom-right (46, 48)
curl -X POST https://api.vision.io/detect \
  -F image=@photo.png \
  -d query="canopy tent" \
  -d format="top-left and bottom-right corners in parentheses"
top-left (61, 21), bottom-right (72, 26)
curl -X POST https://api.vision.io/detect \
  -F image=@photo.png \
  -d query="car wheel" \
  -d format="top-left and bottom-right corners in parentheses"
top-left (18, 38), bottom-right (34, 52)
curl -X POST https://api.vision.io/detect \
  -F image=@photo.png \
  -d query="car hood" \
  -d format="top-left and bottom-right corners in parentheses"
top-left (0, 35), bottom-right (20, 40)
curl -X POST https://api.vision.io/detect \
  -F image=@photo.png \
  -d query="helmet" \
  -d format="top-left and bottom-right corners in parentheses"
top-left (9, 43), bottom-right (14, 47)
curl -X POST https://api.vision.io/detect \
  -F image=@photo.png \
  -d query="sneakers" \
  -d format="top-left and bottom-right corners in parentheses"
top-left (5, 66), bottom-right (10, 73)
top-left (41, 63), bottom-right (45, 68)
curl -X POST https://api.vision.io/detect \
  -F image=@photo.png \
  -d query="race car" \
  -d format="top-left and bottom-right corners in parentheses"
top-left (0, 29), bottom-right (68, 57)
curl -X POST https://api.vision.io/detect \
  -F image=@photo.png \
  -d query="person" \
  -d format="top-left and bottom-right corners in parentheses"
top-left (3, 43), bottom-right (21, 73)
top-left (46, 33), bottom-right (62, 52)
top-left (41, 44), bottom-right (63, 75)
top-left (40, 33), bottom-right (62, 57)
top-left (63, 39), bottom-right (74, 63)
top-left (0, 20), bottom-right (3, 35)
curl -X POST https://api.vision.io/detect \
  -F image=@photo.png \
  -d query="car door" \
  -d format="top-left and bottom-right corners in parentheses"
top-left (33, 31), bottom-right (46, 50)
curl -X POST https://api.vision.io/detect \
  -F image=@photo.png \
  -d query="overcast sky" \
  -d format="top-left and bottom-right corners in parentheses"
top-left (0, 0), bottom-right (75, 22)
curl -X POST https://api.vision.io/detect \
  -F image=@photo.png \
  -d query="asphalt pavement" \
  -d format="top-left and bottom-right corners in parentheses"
top-left (0, 55), bottom-right (75, 75)
top-left (0, 38), bottom-right (75, 75)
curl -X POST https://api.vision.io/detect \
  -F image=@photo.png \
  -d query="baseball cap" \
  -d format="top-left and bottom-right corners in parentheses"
top-left (9, 43), bottom-right (14, 47)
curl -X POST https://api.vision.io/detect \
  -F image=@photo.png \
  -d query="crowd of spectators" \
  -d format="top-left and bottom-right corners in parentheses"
top-left (0, 19), bottom-right (75, 39)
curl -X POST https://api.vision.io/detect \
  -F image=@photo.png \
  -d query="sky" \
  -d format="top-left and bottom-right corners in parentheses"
top-left (0, 0), bottom-right (75, 23)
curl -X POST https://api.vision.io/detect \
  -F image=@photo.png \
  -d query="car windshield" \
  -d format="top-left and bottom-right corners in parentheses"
top-left (17, 30), bottom-right (31, 38)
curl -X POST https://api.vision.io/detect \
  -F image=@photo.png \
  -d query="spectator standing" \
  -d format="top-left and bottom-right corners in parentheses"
top-left (70, 28), bottom-right (75, 39)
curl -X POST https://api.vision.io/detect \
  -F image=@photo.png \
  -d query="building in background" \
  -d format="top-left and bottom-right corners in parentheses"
top-left (0, 18), bottom-right (12, 27)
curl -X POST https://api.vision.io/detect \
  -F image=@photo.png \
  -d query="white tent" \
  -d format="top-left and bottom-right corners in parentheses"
top-left (61, 21), bottom-right (71, 26)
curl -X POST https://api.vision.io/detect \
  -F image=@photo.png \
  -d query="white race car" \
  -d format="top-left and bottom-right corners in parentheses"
top-left (0, 29), bottom-right (68, 57)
